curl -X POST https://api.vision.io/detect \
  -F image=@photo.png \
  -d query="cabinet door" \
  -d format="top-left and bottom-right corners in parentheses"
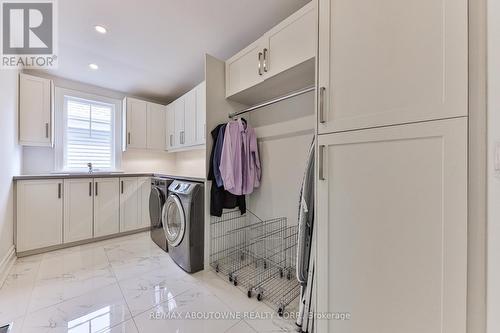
top-left (318, 0), bottom-right (468, 134)
top-left (195, 82), bottom-right (206, 145)
top-left (138, 177), bottom-right (151, 229)
top-left (16, 179), bottom-right (63, 252)
top-left (184, 89), bottom-right (197, 146)
top-left (165, 104), bottom-right (175, 150)
top-left (174, 97), bottom-right (185, 147)
top-left (225, 38), bottom-right (267, 97)
top-left (63, 179), bottom-right (94, 243)
top-left (126, 98), bottom-right (148, 149)
top-left (119, 177), bottom-right (140, 232)
top-left (147, 103), bottom-right (166, 150)
top-left (316, 118), bottom-right (467, 333)
top-left (19, 73), bottom-right (53, 146)
top-left (94, 178), bottom-right (120, 237)
top-left (265, 2), bottom-right (315, 78)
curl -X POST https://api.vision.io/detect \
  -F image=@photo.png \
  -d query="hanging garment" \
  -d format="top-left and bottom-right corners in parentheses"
top-left (219, 119), bottom-right (261, 195)
top-left (208, 123), bottom-right (246, 217)
top-left (213, 124), bottom-right (226, 187)
top-left (296, 136), bottom-right (315, 329)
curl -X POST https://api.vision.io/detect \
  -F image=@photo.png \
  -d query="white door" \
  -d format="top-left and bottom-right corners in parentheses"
top-left (126, 98), bottom-right (148, 149)
top-left (316, 118), bottom-right (467, 333)
top-left (174, 97), bottom-right (185, 147)
top-left (119, 177), bottom-right (140, 232)
top-left (147, 103), bottom-right (166, 150)
top-left (225, 38), bottom-right (267, 97)
top-left (63, 179), bottom-right (94, 243)
top-left (184, 89), bottom-right (197, 146)
top-left (264, 2), bottom-right (315, 78)
top-left (166, 104), bottom-right (175, 150)
top-left (138, 177), bottom-right (152, 229)
top-left (317, 0), bottom-right (468, 134)
top-left (195, 82), bottom-right (206, 144)
top-left (16, 179), bottom-right (63, 252)
top-left (94, 178), bottom-right (120, 237)
top-left (19, 73), bottom-right (53, 146)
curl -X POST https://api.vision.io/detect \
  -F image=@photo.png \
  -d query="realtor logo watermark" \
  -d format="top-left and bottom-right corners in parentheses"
top-left (1, 0), bottom-right (58, 68)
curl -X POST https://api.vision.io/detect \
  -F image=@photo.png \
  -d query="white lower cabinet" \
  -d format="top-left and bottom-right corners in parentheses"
top-left (16, 179), bottom-right (63, 252)
top-left (138, 177), bottom-right (152, 229)
top-left (63, 179), bottom-right (94, 243)
top-left (119, 177), bottom-right (140, 232)
top-left (317, 117), bottom-right (467, 333)
top-left (94, 178), bottom-right (120, 237)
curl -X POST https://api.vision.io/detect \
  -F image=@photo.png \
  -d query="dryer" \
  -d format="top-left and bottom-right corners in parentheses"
top-left (162, 180), bottom-right (204, 273)
top-left (149, 177), bottom-right (173, 251)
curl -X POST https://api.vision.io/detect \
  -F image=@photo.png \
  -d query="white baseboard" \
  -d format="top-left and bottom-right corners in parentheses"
top-left (0, 245), bottom-right (16, 288)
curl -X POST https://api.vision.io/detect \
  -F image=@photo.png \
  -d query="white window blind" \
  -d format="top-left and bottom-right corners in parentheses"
top-left (64, 96), bottom-right (115, 170)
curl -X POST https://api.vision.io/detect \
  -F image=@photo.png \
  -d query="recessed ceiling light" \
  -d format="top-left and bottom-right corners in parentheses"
top-left (89, 63), bottom-right (99, 70)
top-left (94, 25), bottom-right (107, 34)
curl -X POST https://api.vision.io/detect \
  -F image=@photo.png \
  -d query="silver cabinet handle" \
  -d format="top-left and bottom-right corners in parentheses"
top-left (58, 183), bottom-right (62, 198)
top-left (180, 131), bottom-right (185, 144)
top-left (121, 180), bottom-right (124, 194)
top-left (127, 132), bottom-right (131, 145)
top-left (95, 182), bottom-right (98, 196)
top-left (170, 134), bottom-right (173, 146)
top-left (45, 123), bottom-right (49, 138)
top-left (263, 48), bottom-right (268, 72)
top-left (319, 145), bottom-right (326, 181)
top-left (89, 182), bottom-right (92, 196)
top-left (258, 52), bottom-right (263, 76)
top-left (319, 87), bottom-right (326, 124)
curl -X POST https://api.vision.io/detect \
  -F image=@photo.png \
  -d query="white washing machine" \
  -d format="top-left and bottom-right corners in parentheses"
top-left (162, 180), bottom-right (204, 273)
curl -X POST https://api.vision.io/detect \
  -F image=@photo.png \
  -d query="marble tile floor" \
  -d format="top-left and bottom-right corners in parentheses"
top-left (0, 232), bottom-right (299, 333)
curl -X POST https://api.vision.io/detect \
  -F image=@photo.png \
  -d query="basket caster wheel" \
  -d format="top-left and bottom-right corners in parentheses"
top-left (247, 290), bottom-right (252, 298)
top-left (279, 269), bottom-right (284, 278)
top-left (277, 306), bottom-right (284, 317)
top-left (215, 265), bottom-right (219, 273)
top-left (257, 293), bottom-right (263, 301)
top-left (228, 275), bottom-right (233, 282)
top-left (287, 272), bottom-right (292, 280)
top-left (233, 278), bottom-right (238, 286)
top-left (264, 261), bottom-right (267, 269)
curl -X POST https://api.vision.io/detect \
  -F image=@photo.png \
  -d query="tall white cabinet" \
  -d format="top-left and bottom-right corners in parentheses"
top-left (16, 179), bottom-right (63, 252)
top-left (316, 0), bottom-right (469, 332)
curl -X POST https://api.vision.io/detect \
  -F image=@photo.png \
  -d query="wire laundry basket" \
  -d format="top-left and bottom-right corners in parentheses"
top-left (210, 210), bottom-right (299, 315)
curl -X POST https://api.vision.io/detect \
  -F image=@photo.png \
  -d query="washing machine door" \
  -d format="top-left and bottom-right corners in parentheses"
top-left (162, 194), bottom-right (186, 247)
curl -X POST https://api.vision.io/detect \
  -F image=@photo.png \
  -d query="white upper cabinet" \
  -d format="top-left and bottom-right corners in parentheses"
top-left (166, 104), bottom-right (175, 149)
top-left (195, 81), bottom-right (206, 145)
top-left (147, 103), bottom-right (166, 150)
top-left (16, 179), bottom-right (63, 252)
top-left (93, 178), bottom-right (120, 238)
top-left (125, 98), bottom-right (148, 149)
top-left (316, 118), bottom-right (467, 333)
top-left (63, 179), bottom-right (94, 243)
top-left (184, 88), bottom-right (197, 146)
top-left (19, 73), bottom-right (54, 147)
top-left (318, 0), bottom-right (468, 133)
top-left (225, 38), bottom-right (267, 97)
top-left (166, 81), bottom-right (206, 151)
top-left (225, 2), bottom-right (315, 100)
top-left (174, 96), bottom-right (186, 147)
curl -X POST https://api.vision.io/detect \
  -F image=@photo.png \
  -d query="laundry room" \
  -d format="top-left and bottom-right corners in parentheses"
top-left (0, 0), bottom-right (488, 332)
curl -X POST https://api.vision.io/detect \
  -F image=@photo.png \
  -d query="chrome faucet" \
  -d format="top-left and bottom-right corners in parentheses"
top-left (87, 162), bottom-right (93, 173)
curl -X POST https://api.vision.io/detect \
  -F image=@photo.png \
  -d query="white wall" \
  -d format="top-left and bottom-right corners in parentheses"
top-left (248, 91), bottom-right (314, 225)
top-left (0, 70), bottom-right (22, 262)
top-left (175, 149), bottom-right (206, 178)
top-left (488, 0), bottom-right (500, 331)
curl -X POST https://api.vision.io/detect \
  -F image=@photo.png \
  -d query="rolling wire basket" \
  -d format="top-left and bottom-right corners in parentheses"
top-left (210, 210), bottom-right (299, 315)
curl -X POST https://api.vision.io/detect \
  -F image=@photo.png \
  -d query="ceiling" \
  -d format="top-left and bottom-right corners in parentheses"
top-left (36, 0), bottom-right (310, 103)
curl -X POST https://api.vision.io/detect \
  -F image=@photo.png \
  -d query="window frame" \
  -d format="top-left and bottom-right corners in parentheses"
top-left (54, 87), bottom-right (122, 172)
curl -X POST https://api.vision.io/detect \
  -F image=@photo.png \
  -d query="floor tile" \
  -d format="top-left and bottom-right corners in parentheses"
top-left (224, 320), bottom-right (257, 333)
top-left (21, 283), bottom-right (131, 333)
top-left (118, 267), bottom-right (198, 316)
top-left (100, 319), bottom-right (138, 333)
top-left (133, 285), bottom-right (239, 333)
top-left (244, 304), bottom-right (298, 333)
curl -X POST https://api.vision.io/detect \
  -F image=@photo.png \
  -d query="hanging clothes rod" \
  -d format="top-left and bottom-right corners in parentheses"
top-left (228, 86), bottom-right (316, 118)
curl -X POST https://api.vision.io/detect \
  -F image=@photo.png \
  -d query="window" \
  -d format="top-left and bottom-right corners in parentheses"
top-left (55, 88), bottom-right (121, 172)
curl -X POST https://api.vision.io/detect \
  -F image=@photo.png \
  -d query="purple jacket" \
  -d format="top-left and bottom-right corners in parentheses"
top-left (219, 119), bottom-right (261, 195)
